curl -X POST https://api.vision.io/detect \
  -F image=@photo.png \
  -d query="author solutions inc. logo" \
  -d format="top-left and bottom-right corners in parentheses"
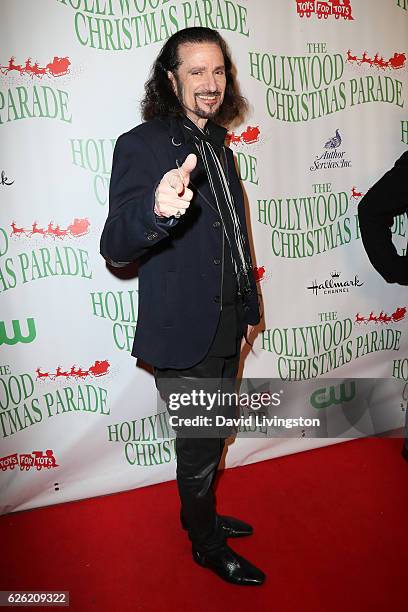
top-left (307, 270), bottom-right (364, 296)
top-left (310, 129), bottom-right (352, 171)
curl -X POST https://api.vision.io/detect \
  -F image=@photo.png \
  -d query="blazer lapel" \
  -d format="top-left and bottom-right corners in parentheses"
top-left (167, 117), bottom-right (220, 216)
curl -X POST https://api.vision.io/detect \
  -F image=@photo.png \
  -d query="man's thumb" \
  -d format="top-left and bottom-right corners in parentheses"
top-left (180, 153), bottom-right (197, 184)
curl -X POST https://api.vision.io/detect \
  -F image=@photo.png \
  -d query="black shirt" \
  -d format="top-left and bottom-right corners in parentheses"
top-left (179, 117), bottom-right (245, 357)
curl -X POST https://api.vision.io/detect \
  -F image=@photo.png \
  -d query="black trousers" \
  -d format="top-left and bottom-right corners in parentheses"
top-left (154, 341), bottom-right (242, 553)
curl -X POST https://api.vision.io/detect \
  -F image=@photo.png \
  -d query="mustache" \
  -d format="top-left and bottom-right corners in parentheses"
top-left (195, 91), bottom-right (221, 97)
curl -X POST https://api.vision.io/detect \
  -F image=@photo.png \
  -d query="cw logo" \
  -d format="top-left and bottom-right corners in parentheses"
top-left (310, 381), bottom-right (356, 409)
top-left (0, 318), bottom-right (36, 345)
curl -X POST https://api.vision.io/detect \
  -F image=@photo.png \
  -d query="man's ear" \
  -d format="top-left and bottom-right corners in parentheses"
top-left (167, 70), bottom-right (177, 95)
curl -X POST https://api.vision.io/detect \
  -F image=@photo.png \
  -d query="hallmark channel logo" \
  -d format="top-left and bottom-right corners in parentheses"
top-left (307, 271), bottom-right (364, 296)
top-left (295, 0), bottom-right (354, 21)
top-left (310, 129), bottom-right (352, 171)
top-left (0, 450), bottom-right (59, 472)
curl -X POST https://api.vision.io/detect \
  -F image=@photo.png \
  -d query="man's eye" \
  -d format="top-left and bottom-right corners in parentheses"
top-left (216, 70), bottom-right (225, 75)
top-left (192, 71), bottom-right (202, 76)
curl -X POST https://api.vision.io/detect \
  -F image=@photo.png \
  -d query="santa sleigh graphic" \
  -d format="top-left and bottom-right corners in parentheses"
top-left (241, 126), bottom-right (260, 144)
top-left (46, 56), bottom-right (71, 77)
top-left (296, 0), bottom-right (353, 20)
top-left (67, 218), bottom-right (90, 237)
top-left (388, 53), bottom-right (406, 70)
top-left (391, 306), bottom-right (407, 322)
top-left (354, 306), bottom-right (407, 325)
top-left (88, 360), bottom-right (110, 377)
top-left (227, 126), bottom-right (260, 146)
top-left (36, 360), bottom-right (110, 381)
top-left (253, 266), bottom-right (266, 282)
top-left (0, 56), bottom-right (71, 78)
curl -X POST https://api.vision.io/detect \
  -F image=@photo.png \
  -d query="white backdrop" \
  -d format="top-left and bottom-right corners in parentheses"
top-left (1, 0), bottom-right (407, 515)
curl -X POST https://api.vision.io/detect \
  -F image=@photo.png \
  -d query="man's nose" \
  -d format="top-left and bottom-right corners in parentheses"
top-left (205, 73), bottom-right (217, 92)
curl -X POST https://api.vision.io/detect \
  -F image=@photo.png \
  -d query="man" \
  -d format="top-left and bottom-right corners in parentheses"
top-left (100, 27), bottom-right (265, 585)
top-left (358, 150), bottom-right (408, 462)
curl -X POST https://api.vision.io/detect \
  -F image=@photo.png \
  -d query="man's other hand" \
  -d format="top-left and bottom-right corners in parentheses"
top-left (241, 325), bottom-right (256, 351)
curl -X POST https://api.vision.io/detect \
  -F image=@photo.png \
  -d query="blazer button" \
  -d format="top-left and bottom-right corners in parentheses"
top-left (213, 258), bottom-right (221, 265)
top-left (213, 221), bottom-right (221, 228)
top-left (213, 295), bottom-right (220, 303)
top-left (144, 231), bottom-right (158, 240)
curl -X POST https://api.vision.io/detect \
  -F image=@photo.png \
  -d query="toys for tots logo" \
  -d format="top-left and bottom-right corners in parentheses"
top-left (295, 0), bottom-right (354, 21)
top-left (0, 449), bottom-right (59, 472)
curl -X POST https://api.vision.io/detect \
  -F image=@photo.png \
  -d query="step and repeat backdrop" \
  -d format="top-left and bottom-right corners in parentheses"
top-left (1, 0), bottom-right (407, 514)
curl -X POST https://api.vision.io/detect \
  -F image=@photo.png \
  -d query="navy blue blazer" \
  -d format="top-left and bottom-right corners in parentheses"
top-left (100, 116), bottom-right (260, 368)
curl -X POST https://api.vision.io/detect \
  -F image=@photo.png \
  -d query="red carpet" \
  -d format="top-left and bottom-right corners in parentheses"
top-left (1, 438), bottom-right (407, 612)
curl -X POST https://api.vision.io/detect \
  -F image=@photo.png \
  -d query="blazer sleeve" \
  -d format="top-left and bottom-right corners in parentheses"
top-left (100, 130), bottom-right (177, 265)
top-left (358, 151), bottom-right (408, 285)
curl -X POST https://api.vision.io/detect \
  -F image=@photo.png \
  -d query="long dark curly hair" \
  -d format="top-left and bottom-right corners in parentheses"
top-left (140, 27), bottom-right (247, 126)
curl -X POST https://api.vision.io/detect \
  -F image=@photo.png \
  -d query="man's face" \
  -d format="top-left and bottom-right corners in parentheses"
top-left (168, 42), bottom-right (227, 127)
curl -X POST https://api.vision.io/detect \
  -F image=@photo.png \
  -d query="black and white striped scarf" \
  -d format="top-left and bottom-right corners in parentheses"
top-left (182, 118), bottom-right (253, 297)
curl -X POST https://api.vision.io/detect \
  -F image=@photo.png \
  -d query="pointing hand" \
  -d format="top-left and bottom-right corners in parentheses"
top-left (154, 153), bottom-right (197, 218)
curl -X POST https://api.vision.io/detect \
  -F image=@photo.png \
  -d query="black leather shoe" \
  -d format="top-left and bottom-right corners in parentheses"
top-left (402, 445), bottom-right (408, 462)
top-left (193, 544), bottom-right (265, 586)
top-left (181, 513), bottom-right (253, 538)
